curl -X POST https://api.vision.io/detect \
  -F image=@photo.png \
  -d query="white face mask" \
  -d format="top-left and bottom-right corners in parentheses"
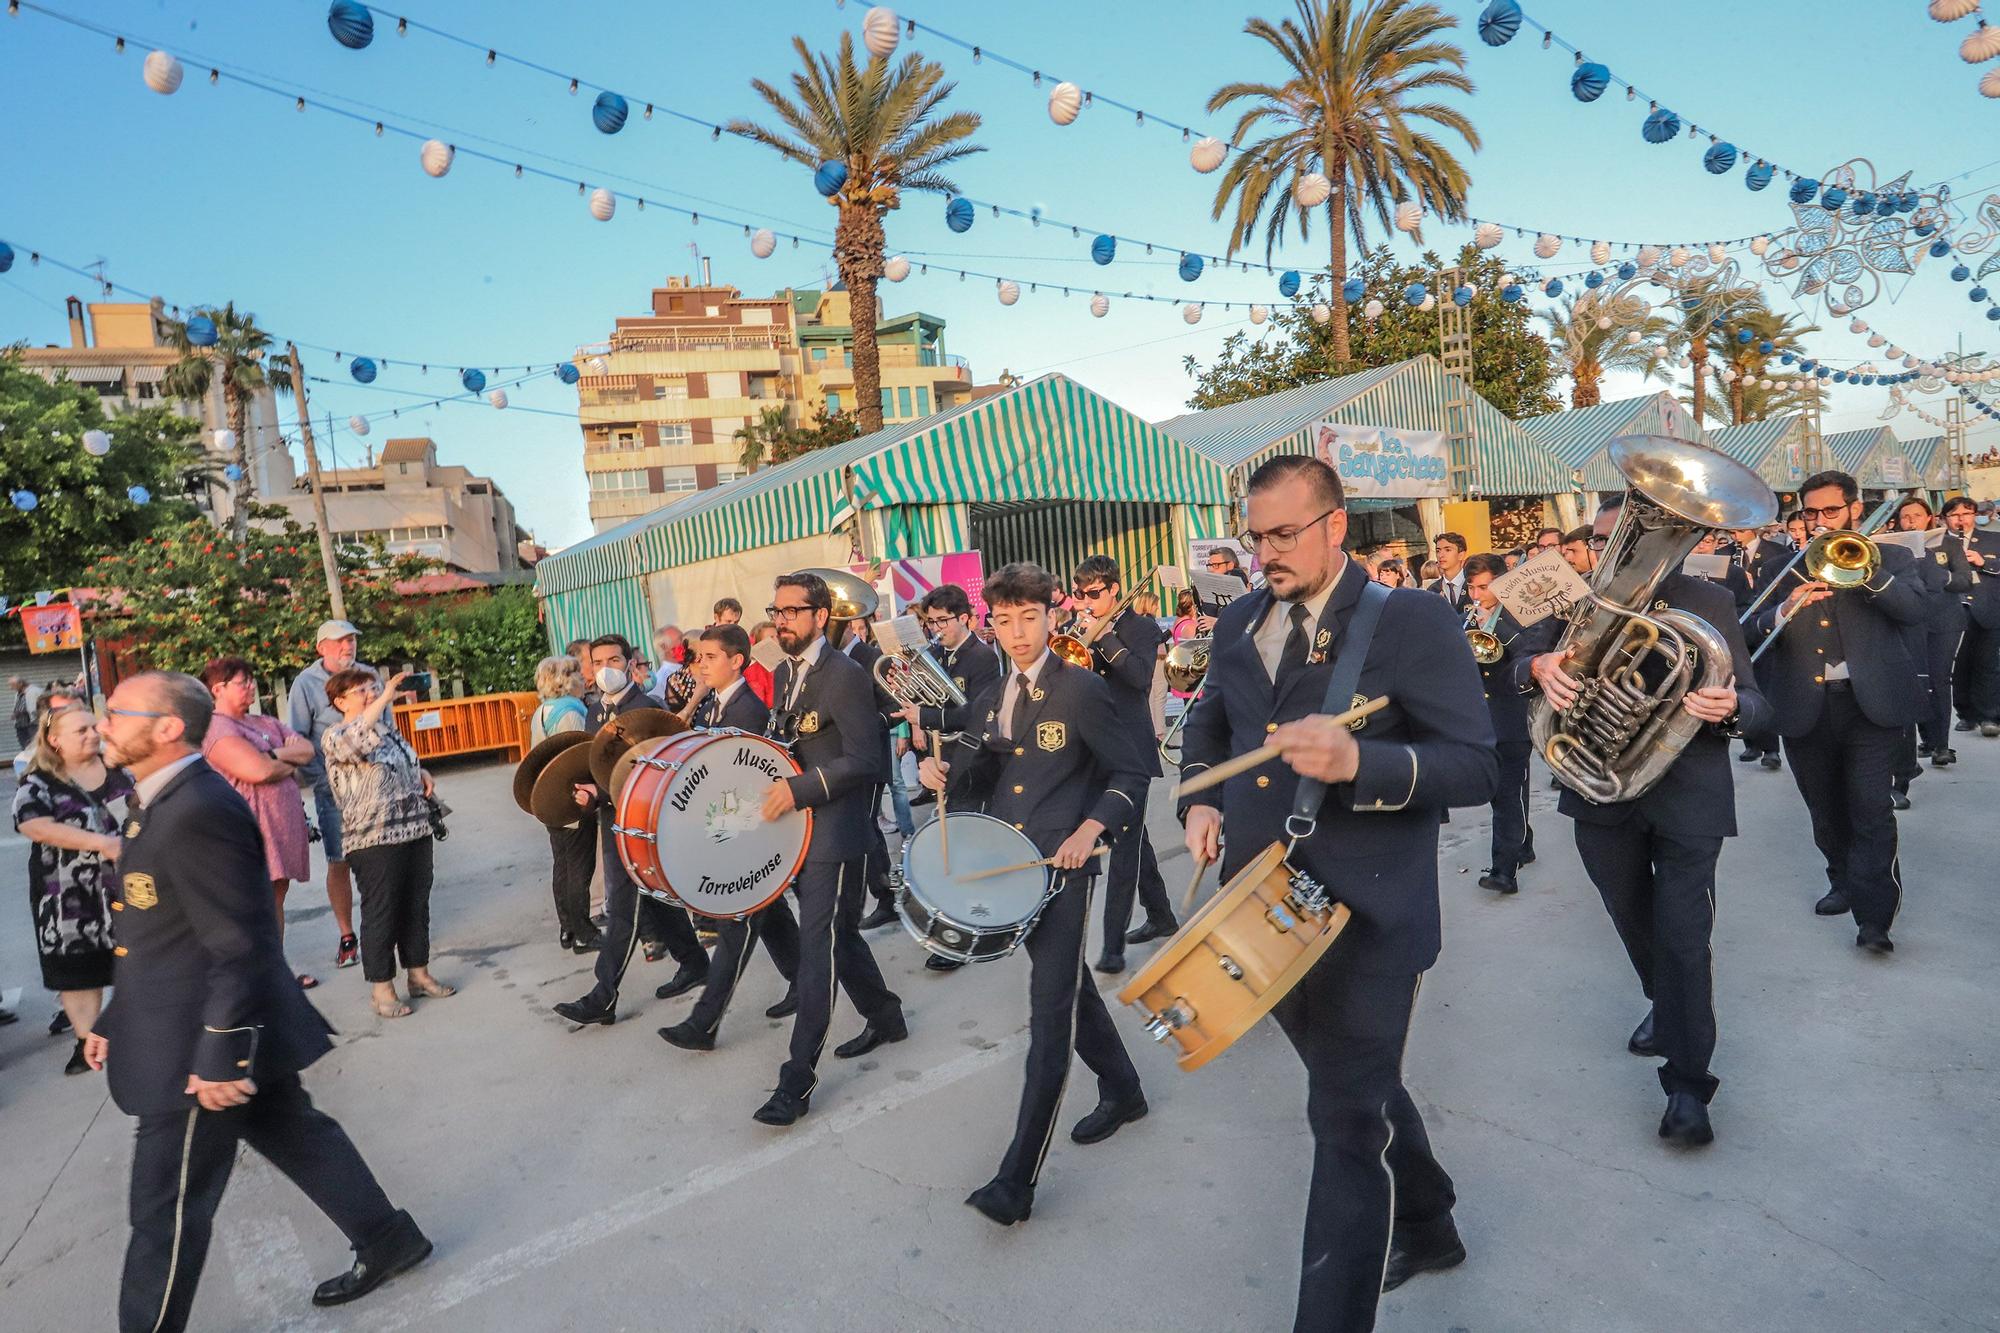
top-left (595, 667), bottom-right (629, 695)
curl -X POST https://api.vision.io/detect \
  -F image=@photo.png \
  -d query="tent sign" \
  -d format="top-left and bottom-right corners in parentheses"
top-left (1314, 422), bottom-right (1450, 499)
top-left (23, 603), bottom-right (82, 654)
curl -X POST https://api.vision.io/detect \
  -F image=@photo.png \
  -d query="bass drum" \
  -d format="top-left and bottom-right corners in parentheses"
top-left (613, 730), bottom-right (811, 919)
top-left (897, 812), bottom-right (1053, 963)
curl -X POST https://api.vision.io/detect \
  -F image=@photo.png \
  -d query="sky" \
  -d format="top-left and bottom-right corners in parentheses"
top-left (3, 0), bottom-right (1998, 550)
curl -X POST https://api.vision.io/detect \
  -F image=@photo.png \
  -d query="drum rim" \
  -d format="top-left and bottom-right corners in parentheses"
top-left (898, 811), bottom-right (1051, 960)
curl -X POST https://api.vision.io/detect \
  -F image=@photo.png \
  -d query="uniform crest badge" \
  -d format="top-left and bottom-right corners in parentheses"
top-left (124, 872), bottom-right (158, 910)
top-left (1936, 551), bottom-right (1949, 566)
top-left (1346, 693), bottom-right (1371, 732)
top-left (1309, 627), bottom-right (1332, 665)
top-left (798, 710), bottom-right (820, 735)
top-left (1036, 721), bottom-right (1067, 751)
top-left (125, 820), bottom-right (142, 838)
top-left (954, 676), bottom-right (967, 691)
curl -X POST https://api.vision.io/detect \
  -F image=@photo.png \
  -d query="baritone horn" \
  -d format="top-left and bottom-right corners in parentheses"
top-left (1157, 637), bottom-right (1211, 767)
top-left (873, 645), bottom-right (967, 713)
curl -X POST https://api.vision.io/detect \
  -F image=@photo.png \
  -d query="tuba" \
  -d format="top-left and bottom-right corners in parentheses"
top-left (1531, 435), bottom-right (1777, 804)
top-left (794, 567), bottom-right (880, 623)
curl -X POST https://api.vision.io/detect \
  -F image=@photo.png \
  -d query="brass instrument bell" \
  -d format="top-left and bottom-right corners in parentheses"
top-left (1802, 530), bottom-right (1880, 589)
top-left (1162, 636), bottom-right (1210, 693)
top-left (1465, 627), bottom-right (1504, 665)
top-left (793, 566), bottom-right (881, 622)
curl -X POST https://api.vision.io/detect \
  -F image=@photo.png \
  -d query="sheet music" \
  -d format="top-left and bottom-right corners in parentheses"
top-left (750, 637), bottom-right (787, 671)
top-left (1156, 564), bottom-right (1188, 590)
top-left (874, 614), bottom-right (925, 658)
top-left (1189, 570), bottom-right (1247, 606)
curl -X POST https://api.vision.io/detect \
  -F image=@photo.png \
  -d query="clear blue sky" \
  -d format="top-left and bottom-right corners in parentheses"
top-left (4, 0), bottom-right (1996, 548)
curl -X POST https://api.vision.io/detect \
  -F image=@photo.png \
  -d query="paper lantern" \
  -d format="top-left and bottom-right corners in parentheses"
top-left (863, 6), bottom-right (901, 58)
top-left (185, 314), bottom-right (218, 347)
top-left (1178, 252), bottom-right (1204, 282)
top-left (1761, 340), bottom-right (1777, 353)
top-left (1617, 261), bottom-right (1637, 280)
top-left (1962, 21), bottom-right (2000, 63)
top-left (1790, 178), bottom-right (1819, 205)
top-left (1478, 0), bottom-right (1522, 46)
top-left (588, 187), bottom-right (616, 221)
top-left (1395, 201), bottom-right (1423, 234)
top-left (556, 362), bottom-right (581, 385)
top-left (1342, 277), bottom-right (1365, 303)
top-left (750, 228), bottom-right (777, 258)
top-left (213, 428), bottom-right (237, 453)
top-left (1596, 316), bottom-right (1613, 330)
top-left (593, 91), bottom-right (629, 135)
top-left (1934, 1), bottom-right (1980, 25)
top-left (0, 241), bottom-right (11, 274)
top-left (1588, 240), bottom-right (1610, 265)
top-left (349, 415), bottom-right (370, 436)
top-left (945, 197), bottom-right (975, 232)
top-left (1420, 295), bottom-right (1436, 312)
top-left (1501, 284), bottom-right (1524, 303)
top-left (10, 490), bottom-right (37, 511)
top-left (1983, 67), bottom-right (2000, 97)
top-left (1749, 235), bottom-right (1771, 256)
top-left (1089, 293), bottom-right (1110, 318)
top-left (1048, 81), bottom-right (1083, 126)
top-left (223, 463), bottom-right (244, 482)
top-left (1311, 303), bottom-right (1332, 325)
top-left (1182, 303), bottom-right (1203, 326)
top-left (1189, 137), bottom-right (1226, 173)
top-left (1363, 299), bottom-right (1385, 320)
top-left (144, 50), bottom-right (184, 95)
top-left (588, 355), bottom-right (608, 373)
top-left (1404, 282), bottom-right (1427, 306)
top-left (1278, 270), bottom-right (1301, 299)
top-left (1929, 238), bottom-right (1953, 258)
top-left (997, 280), bottom-right (1020, 306)
top-left (1624, 329), bottom-right (1642, 344)
top-left (1745, 161), bottom-right (1774, 192)
top-left (461, 368), bottom-right (487, 393)
top-left (1820, 184), bottom-right (1849, 210)
top-left (489, 389), bottom-right (509, 409)
top-left (1652, 346), bottom-right (1668, 361)
top-left (327, 0), bottom-right (374, 48)
top-left (1452, 285), bottom-right (1474, 307)
top-left (83, 429), bottom-right (112, 456)
top-left (1474, 222), bottom-right (1503, 249)
top-left (1849, 318), bottom-right (1869, 333)
top-left (1585, 271), bottom-right (1605, 289)
top-left (1293, 172), bottom-right (1331, 208)
top-left (1571, 62), bottom-right (1609, 102)
top-left (1887, 346), bottom-right (1904, 359)
top-left (1670, 246), bottom-right (1691, 268)
top-left (1531, 233), bottom-right (1560, 259)
top-left (1641, 108), bottom-right (1680, 143)
top-left (1090, 234), bottom-right (1116, 265)
top-left (1249, 304), bottom-right (1269, 324)
top-left (420, 139), bottom-right (454, 177)
top-left (812, 160), bottom-right (850, 199)
top-left (127, 485), bottom-right (151, 505)
top-left (1735, 328), bottom-right (1754, 343)
top-left (1544, 277), bottom-right (1564, 297)
top-left (1695, 141), bottom-right (1737, 175)
top-left (884, 255), bottom-right (910, 282)
top-left (1708, 242), bottom-right (1727, 264)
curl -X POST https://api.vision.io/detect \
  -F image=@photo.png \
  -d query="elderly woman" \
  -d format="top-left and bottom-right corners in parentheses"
top-left (530, 654), bottom-right (589, 744)
top-left (322, 667), bottom-right (454, 1018)
top-left (12, 704), bottom-right (130, 1074)
top-left (531, 655), bottom-right (598, 952)
top-left (200, 656), bottom-right (320, 987)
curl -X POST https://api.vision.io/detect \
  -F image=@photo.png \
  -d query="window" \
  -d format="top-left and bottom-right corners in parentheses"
top-left (880, 388), bottom-right (893, 418)
top-left (897, 387), bottom-right (913, 418)
top-left (811, 347), bottom-right (828, 362)
top-left (610, 430), bottom-right (640, 450)
top-left (658, 422), bottom-right (692, 447)
top-left (713, 464), bottom-right (748, 485)
top-left (589, 469), bottom-right (648, 496)
top-left (659, 466), bottom-right (698, 493)
top-left (826, 391), bottom-right (842, 413)
top-left (916, 386), bottom-right (931, 415)
top-left (652, 382), bottom-right (689, 402)
top-left (466, 482), bottom-right (488, 494)
top-left (134, 381), bottom-right (158, 400)
top-left (741, 308), bottom-right (773, 326)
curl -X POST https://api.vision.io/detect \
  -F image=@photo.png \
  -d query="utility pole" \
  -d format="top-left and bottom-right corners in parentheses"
top-left (285, 343), bottom-right (346, 620)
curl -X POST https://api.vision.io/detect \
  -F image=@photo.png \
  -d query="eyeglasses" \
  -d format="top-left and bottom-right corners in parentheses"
top-left (1204, 557), bottom-right (1232, 568)
top-left (104, 706), bottom-right (168, 720)
top-left (1800, 503), bottom-right (1853, 521)
top-left (1072, 584), bottom-right (1109, 599)
top-left (921, 614), bottom-right (960, 630)
top-left (1586, 536), bottom-right (1611, 550)
top-left (1239, 508), bottom-right (1338, 554)
top-left (764, 604), bottom-right (816, 621)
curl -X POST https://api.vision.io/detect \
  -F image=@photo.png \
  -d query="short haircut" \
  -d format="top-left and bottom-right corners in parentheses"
top-left (918, 584), bottom-right (972, 618)
top-left (774, 571), bottom-right (832, 614)
top-left (588, 633), bottom-right (632, 657)
top-left (1072, 553), bottom-right (1122, 588)
top-left (1434, 531), bottom-right (1467, 552)
top-left (535, 654), bottom-right (580, 699)
top-left (199, 656), bottom-right (255, 691)
top-left (1536, 527), bottom-right (1563, 542)
top-left (1561, 525), bottom-right (1593, 545)
top-left (698, 623), bottom-right (751, 670)
top-left (324, 666), bottom-right (379, 706)
top-left (712, 597), bottom-right (742, 618)
top-left (1246, 453), bottom-right (1345, 512)
top-left (1800, 469), bottom-right (1859, 504)
top-left (565, 638), bottom-right (590, 659)
top-left (132, 670), bottom-right (215, 745)
top-left (1463, 552), bottom-right (1509, 581)
top-left (1942, 495), bottom-right (1977, 517)
top-left (1205, 547), bottom-right (1242, 568)
top-left (985, 562), bottom-right (1059, 609)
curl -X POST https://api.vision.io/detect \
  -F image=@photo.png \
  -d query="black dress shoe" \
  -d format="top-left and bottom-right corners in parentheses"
top-left (1917, 741), bottom-right (1934, 758)
top-left (1477, 872), bottom-right (1519, 895)
top-left (858, 903), bottom-right (900, 931)
top-left (1627, 1008), bottom-right (1657, 1057)
top-left (1071, 1095), bottom-right (1148, 1144)
top-left (1517, 848), bottom-right (1536, 867)
top-left (835, 1022), bottom-right (908, 1059)
top-left (658, 1020), bottom-right (716, 1051)
top-left (1932, 748), bottom-right (1958, 767)
top-left (64, 1039), bottom-right (89, 1076)
top-left (964, 1178), bottom-right (1034, 1226)
top-left (570, 931), bottom-right (602, 954)
top-left (924, 954), bottom-right (965, 972)
top-left (311, 1209), bottom-right (432, 1306)
top-left (764, 988), bottom-right (798, 1019)
top-left (752, 1090), bottom-right (810, 1126)
top-left (1889, 789), bottom-right (1912, 811)
top-left (1856, 925), bottom-right (1895, 955)
top-left (1760, 753), bottom-right (1782, 771)
top-left (1814, 890), bottom-right (1851, 916)
top-left (653, 962), bottom-right (709, 1000)
top-left (1124, 919), bottom-right (1178, 946)
top-left (1093, 952), bottom-right (1126, 975)
top-left (1737, 747), bottom-right (1762, 763)
top-left (1380, 1222), bottom-right (1467, 1292)
top-left (558, 930), bottom-right (575, 952)
top-left (553, 999), bottom-right (615, 1026)
top-left (1657, 1092), bottom-right (1715, 1147)
top-left (1954, 718), bottom-right (1977, 731)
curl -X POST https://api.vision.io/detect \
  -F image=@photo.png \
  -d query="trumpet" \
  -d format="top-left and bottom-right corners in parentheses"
top-left (1462, 608), bottom-right (1504, 665)
top-left (1050, 583), bottom-right (1143, 670)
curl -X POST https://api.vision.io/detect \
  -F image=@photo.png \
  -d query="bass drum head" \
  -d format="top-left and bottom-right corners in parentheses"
top-left (901, 812), bottom-right (1048, 934)
top-left (655, 732), bottom-right (811, 919)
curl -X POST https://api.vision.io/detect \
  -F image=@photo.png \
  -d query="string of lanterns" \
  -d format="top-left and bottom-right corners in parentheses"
top-left (1926, 0), bottom-right (2000, 99)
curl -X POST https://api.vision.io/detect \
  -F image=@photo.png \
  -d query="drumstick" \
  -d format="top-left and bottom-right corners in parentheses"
top-left (932, 729), bottom-right (949, 875)
top-left (1180, 854), bottom-right (1211, 915)
top-left (1171, 696), bottom-right (1392, 800)
top-left (956, 846), bottom-right (1109, 883)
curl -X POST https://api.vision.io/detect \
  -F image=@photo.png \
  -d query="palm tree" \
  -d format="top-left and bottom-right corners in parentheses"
top-left (1206, 0), bottom-right (1479, 363)
top-left (729, 35), bottom-right (982, 435)
top-left (1663, 275), bottom-right (1763, 426)
top-left (1542, 286), bottom-right (1673, 409)
top-left (734, 404), bottom-right (793, 473)
top-left (160, 302), bottom-right (291, 539)
top-left (1696, 308), bottom-right (1821, 425)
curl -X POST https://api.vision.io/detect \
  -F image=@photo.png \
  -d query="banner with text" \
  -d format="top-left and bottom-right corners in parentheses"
top-left (1314, 422), bottom-right (1451, 500)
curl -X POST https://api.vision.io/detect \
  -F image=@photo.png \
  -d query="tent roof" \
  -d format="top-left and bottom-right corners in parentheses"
top-left (1708, 415), bottom-right (1809, 489)
top-left (1156, 362), bottom-right (1411, 468)
top-left (1899, 432), bottom-right (1946, 484)
top-left (1518, 393), bottom-right (1707, 490)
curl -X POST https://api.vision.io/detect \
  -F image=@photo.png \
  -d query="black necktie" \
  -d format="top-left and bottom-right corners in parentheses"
top-left (1008, 672), bottom-right (1032, 740)
top-left (696, 693), bottom-right (717, 728)
top-left (1275, 604), bottom-right (1312, 690)
top-left (784, 657), bottom-right (806, 710)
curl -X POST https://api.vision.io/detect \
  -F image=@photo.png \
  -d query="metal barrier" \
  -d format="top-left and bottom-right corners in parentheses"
top-left (392, 691), bottom-right (538, 763)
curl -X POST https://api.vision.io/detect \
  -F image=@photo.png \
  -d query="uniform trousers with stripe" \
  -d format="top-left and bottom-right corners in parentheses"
top-left (1782, 685), bottom-right (1904, 932)
top-left (1920, 629), bottom-right (1963, 752)
top-left (584, 807), bottom-right (704, 1012)
top-left (776, 859), bottom-right (903, 1100)
top-left (121, 1073), bottom-right (398, 1333)
top-left (1100, 791), bottom-right (1175, 948)
top-left (1272, 933), bottom-right (1456, 1333)
top-left (687, 895), bottom-right (801, 1035)
top-left (998, 871), bottom-right (1141, 1190)
top-left (1489, 741), bottom-right (1533, 876)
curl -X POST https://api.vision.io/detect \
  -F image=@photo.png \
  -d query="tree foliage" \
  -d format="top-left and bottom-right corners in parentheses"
top-left (738, 403), bottom-right (863, 471)
top-left (158, 302), bottom-right (290, 537)
top-left (424, 586), bottom-right (546, 695)
top-left (1540, 284), bottom-right (1673, 409)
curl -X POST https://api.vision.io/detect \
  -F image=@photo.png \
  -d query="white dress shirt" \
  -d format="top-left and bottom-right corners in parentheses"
top-left (134, 751), bottom-right (203, 808)
top-left (782, 636), bottom-right (828, 710)
top-left (1253, 565), bottom-right (1342, 679)
top-left (996, 650), bottom-right (1053, 734)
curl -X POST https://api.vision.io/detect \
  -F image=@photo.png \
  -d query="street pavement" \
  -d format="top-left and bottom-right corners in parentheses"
top-left (0, 737), bottom-right (1996, 1332)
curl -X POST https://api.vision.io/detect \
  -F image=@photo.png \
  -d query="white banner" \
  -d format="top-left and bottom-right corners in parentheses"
top-left (1313, 422), bottom-right (1451, 499)
top-left (1492, 548), bottom-right (1592, 627)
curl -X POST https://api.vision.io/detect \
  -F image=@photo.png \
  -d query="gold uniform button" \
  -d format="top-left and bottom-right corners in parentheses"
top-left (114, 946), bottom-right (129, 957)
top-left (1013, 822), bottom-right (1024, 831)
top-left (1265, 722), bottom-right (1279, 734)
top-left (111, 901), bottom-right (124, 911)
top-left (1814, 675), bottom-right (1824, 684)
top-left (1012, 784), bottom-right (1025, 794)
top-left (1255, 775), bottom-right (1271, 789)
top-left (1815, 648), bottom-right (1825, 655)
top-left (1819, 619), bottom-right (1831, 628)
top-left (237, 1060), bottom-right (250, 1068)
top-left (1014, 747), bottom-right (1025, 756)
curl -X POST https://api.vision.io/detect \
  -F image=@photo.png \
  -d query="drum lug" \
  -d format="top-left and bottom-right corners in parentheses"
top-left (1216, 955), bottom-right (1244, 981)
top-left (1284, 870), bottom-right (1329, 917)
top-left (610, 823), bottom-right (657, 843)
top-left (1144, 998), bottom-right (1197, 1041)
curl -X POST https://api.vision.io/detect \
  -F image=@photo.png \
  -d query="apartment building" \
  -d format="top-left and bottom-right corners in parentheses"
top-left (262, 437), bottom-right (529, 574)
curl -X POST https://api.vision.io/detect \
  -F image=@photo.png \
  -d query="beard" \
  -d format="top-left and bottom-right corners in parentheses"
top-left (102, 729), bottom-right (152, 770)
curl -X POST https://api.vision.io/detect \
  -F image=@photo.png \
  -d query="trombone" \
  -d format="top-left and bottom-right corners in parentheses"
top-left (1462, 606), bottom-right (1505, 665)
top-left (1050, 582), bottom-right (1145, 670)
top-left (1740, 493), bottom-right (1902, 664)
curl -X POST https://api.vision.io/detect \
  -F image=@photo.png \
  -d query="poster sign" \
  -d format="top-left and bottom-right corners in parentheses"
top-left (856, 553), bottom-right (988, 624)
top-left (1878, 454), bottom-right (1910, 486)
top-left (1313, 422), bottom-right (1450, 499)
top-left (22, 603), bottom-right (82, 654)
top-left (1491, 549), bottom-right (1592, 627)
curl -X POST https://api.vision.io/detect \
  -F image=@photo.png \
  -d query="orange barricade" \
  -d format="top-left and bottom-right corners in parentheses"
top-left (393, 691), bottom-right (538, 764)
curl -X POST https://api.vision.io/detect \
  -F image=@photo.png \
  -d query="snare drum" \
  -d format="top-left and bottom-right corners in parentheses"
top-left (897, 812), bottom-right (1054, 963)
top-left (612, 729), bottom-right (812, 919)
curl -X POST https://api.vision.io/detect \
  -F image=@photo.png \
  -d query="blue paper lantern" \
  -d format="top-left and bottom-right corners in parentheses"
top-left (1735, 328), bottom-right (1753, 343)
top-left (10, 490), bottom-right (36, 511)
top-left (223, 464), bottom-right (244, 483)
top-left (813, 159), bottom-right (848, 198)
top-left (1641, 108), bottom-right (1680, 144)
top-left (1617, 261), bottom-right (1637, 280)
top-left (1759, 340), bottom-right (1773, 354)
top-left (1403, 283), bottom-right (1428, 307)
top-left (1816, 367), bottom-right (1831, 378)
top-left (557, 362), bottom-right (580, 385)
top-left (185, 314), bottom-right (218, 348)
top-left (1745, 161), bottom-right (1773, 192)
top-left (1585, 271), bottom-right (1605, 289)
top-left (1861, 375), bottom-right (1876, 385)
top-left (327, 0), bottom-right (374, 49)
top-left (0, 240), bottom-right (16, 273)
top-left (1930, 239), bottom-right (1952, 258)
top-left (349, 356), bottom-right (377, 383)
top-left (127, 485), bottom-right (151, 505)
top-left (1570, 62), bottom-right (1609, 103)
top-left (1915, 222), bottom-right (1935, 238)
top-left (1278, 270), bottom-right (1301, 299)
top-left (460, 368), bottom-right (486, 393)
top-left (1090, 234), bottom-right (1116, 265)
top-left (1832, 371), bottom-right (1847, 383)
top-left (1973, 287), bottom-right (1990, 303)
top-left (945, 197), bottom-right (975, 233)
top-left (1452, 285), bottom-right (1474, 307)
top-left (1852, 193), bottom-right (1876, 217)
top-left (1478, 0), bottom-right (1522, 46)
top-left (1703, 142), bottom-right (1738, 174)
top-left (1178, 252), bottom-right (1204, 283)
top-left (1820, 184), bottom-right (1848, 210)
top-left (1779, 353), bottom-right (1796, 365)
top-left (1799, 359), bottom-right (1815, 371)
top-left (593, 92), bottom-right (630, 136)
top-left (1989, 307), bottom-right (2000, 321)
top-left (1501, 283), bottom-right (1524, 303)
top-left (1953, 264), bottom-right (1971, 282)
top-left (1790, 178), bottom-right (1820, 205)
top-left (1543, 277), bottom-right (1564, 297)
top-left (1342, 277), bottom-right (1365, 303)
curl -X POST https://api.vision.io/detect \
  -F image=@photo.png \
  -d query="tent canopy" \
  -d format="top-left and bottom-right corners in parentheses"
top-left (1825, 426), bottom-right (1917, 489)
top-left (1708, 415), bottom-right (1808, 491)
top-left (1518, 392), bottom-right (1707, 492)
top-left (1896, 433), bottom-right (1948, 489)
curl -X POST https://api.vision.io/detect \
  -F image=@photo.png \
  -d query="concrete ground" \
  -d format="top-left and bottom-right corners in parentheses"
top-left (0, 738), bottom-right (1995, 1332)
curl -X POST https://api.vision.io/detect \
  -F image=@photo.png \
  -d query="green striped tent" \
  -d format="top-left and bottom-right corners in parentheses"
top-left (1825, 426), bottom-right (1916, 489)
top-left (1518, 393), bottom-right (1708, 492)
top-left (1156, 354), bottom-right (1573, 501)
top-left (1897, 433), bottom-right (1949, 490)
top-left (1709, 415), bottom-right (1809, 491)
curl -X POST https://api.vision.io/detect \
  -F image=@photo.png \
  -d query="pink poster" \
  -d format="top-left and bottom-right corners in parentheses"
top-left (848, 552), bottom-right (988, 623)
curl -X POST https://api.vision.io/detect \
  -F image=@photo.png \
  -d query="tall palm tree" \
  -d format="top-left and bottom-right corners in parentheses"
top-left (734, 404), bottom-right (793, 473)
top-left (1206, 0), bottom-right (1479, 363)
top-left (1663, 275), bottom-right (1763, 426)
top-left (730, 35), bottom-right (982, 435)
top-left (160, 302), bottom-right (290, 539)
top-left (1697, 308), bottom-right (1821, 425)
top-left (1542, 287), bottom-right (1673, 409)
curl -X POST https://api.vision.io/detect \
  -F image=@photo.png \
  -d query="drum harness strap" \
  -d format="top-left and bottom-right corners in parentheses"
top-left (1282, 578), bottom-right (1391, 857)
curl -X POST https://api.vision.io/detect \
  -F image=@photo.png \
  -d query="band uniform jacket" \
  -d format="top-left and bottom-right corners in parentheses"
top-left (945, 654), bottom-right (1147, 864)
top-left (915, 635), bottom-right (1004, 742)
top-left (1739, 535), bottom-right (1794, 592)
top-left (1513, 574), bottom-right (1772, 837)
top-left (1929, 532), bottom-right (1975, 636)
top-left (696, 681), bottom-right (771, 735)
top-left (1906, 542), bottom-right (1960, 642)
top-left (1694, 559), bottom-right (1754, 614)
top-left (99, 760), bottom-right (335, 1117)
top-left (1178, 557), bottom-right (1499, 975)
top-left (1948, 529), bottom-right (2000, 631)
top-left (1748, 542), bottom-right (1928, 735)
top-left (587, 684), bottom-right (660, 734)
top-left (1424, 576), bottom-right (1471, 613)
top-left (1089, 607), bottom-right (1166, 778)
top-left (1470, 607), bottom-right (1534, 746)
top-left (772, 645), bottom-right (888, 863)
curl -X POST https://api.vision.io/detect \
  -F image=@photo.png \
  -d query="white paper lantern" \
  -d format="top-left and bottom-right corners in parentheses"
top-left (884, 255), bottom-right (910, 282)
top-left (1533, 233), bottom-right (1561, 259)
top-left (1249, 304), bottom-right (1269, 324)
top-left (1637, 245), bottom-right (1661, 269)
top-left (1719, 366), bottom-right (1737, 383)
top-left (750, 228), bottom-right (777, 258)
top-left (1932, 0), bottom-right (1979, 20)
top-left (1048, 82), bottom-right (1083, 126)
top-left (1591, 240), bottom-right (1612, 265)
top-left (1624, 329), bottom-right (1642, 344)
top-left (420, 139), bottom-right (454, 177)
top-left (862, 6), bottom-right (901, 58)
top-left (1868, 333), bottom-right (1886, 348)
top-left (1982, 67), bottom-right (2000, 98)
top-left (1394, 201), bottom-right (1423, 234)
top-left (1293, 172), bottom-right (1332, 208)
top-left (1363, 299), bottom-right (1385, 320)
top-left (1311, 303), bottom-right (1332, 325)
top-left (1089, 293), bottom-right (1110, 318)
top-left (213, 428), bottom-right (237, 453)
top-left (1961, 22), bottom-right (2000, 62)
top-left (1849, 318), bottom-right (1868, 334)
top-left (83, 429), bottom-right (112, 456)
top-left (997, 279), bottom-right (1020, 306)
top-left (1474, 222), bottom-right (1503, 249)
top-left (1750, 234), bottom-right (1772, 256)
top-left (488, 389), bottom-right (509, 409)
top-left (1888, 345), bottom-right (1904, 359)
top-left (1708, 243), bottom-right (1727, 264)
top-left (1597, 316), bottom-right (1614, 330)
top-left (1652, 346), bottom-right (1668, 360)
top-left (1419, 294), bottom-right (1435, 312)
top-left (143, 51), bottom-right (183, 95)
top-left (349, 415), bottom-right (371, 436)
top-left (1189, 137), bottom-right (1226, 173)
top-left (588, 187), bottom-right (615, 221)
top-left (1670, 246), bottom-right (1691, 268)
top-left (1502, 273), bottom-right (1519, 289)
top-left (1182, 303), bottom-right (1203, 325)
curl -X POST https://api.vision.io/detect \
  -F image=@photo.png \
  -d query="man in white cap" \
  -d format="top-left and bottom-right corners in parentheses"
top-left (287, 620), bottom-right (368, 969)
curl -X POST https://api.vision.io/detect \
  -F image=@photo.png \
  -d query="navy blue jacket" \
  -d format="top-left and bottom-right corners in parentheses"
top-left (1948, 530), bottom-right (2000, 631)
top-left (1091, 607), bottom-right (1166, 777)
top-left (1749, 543), bottom-right (1928, 733)
top-left (696, 680), bottom-right (771, 734)
top-left (1470, 606), bottom-right (1535, 746)
top-left (916, 634), bottom-right (1004, 741)
top-left (772, 642), bottom-right (889, 863)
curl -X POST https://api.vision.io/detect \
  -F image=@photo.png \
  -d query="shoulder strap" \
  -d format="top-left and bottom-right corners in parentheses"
top-left (1287, 579), bottom-right (1391, 842)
